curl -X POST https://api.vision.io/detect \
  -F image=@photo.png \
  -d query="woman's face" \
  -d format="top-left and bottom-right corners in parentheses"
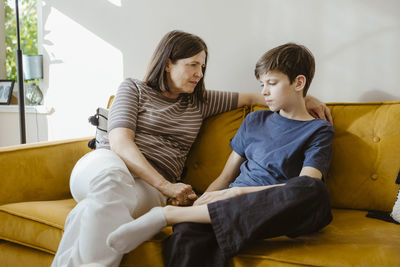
top-left (164, 50), bottom-right (206, 99)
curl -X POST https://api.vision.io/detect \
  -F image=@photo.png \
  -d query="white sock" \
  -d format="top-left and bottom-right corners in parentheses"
top-left (391, 188), bottom-right (400, 223)
top-left (106, 207), bottom-right (166, 254)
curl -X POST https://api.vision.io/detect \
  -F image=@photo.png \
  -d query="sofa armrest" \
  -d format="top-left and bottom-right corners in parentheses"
top-left (0, 138), bottom-right (91, 206)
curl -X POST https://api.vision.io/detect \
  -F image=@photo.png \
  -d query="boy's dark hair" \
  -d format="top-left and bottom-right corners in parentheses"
top-left (255, 43), bottom-right (315, 96)
top-left (144, 30), bottom-right (208, 102)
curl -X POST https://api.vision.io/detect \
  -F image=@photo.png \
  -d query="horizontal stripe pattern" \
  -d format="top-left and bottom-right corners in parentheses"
top-left (107, 78), bottom-right (238, 181)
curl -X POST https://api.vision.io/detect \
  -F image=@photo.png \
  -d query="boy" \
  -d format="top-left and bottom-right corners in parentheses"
top-left (106, 43), bottom-right (334, 267)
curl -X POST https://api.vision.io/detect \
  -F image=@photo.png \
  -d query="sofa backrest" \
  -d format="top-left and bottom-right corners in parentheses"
top-left (0, 138), bottom-right (91, 205)
top-left (325, 102), bottom-right (400, 212)
top-left (184, 101), bottom-right (400, 212)
top-left (183, 107), bottom-right (249, 192)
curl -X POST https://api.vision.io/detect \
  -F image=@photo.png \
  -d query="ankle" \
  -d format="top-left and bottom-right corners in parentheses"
top-left (163, 205), bottom-right (179, 225)
top-left (163, 206), bottom-right (173, 225)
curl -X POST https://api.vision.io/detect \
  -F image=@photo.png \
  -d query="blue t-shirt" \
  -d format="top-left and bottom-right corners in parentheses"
top-left (229, 110), bottom-right (334, 187)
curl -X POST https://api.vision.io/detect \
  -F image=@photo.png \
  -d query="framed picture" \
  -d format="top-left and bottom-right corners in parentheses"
top-left (0, 80), bottom-right (15, 105)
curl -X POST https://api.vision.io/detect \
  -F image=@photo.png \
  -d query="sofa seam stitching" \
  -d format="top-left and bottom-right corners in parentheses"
top-left (0, 208), bottom-right (64, 229)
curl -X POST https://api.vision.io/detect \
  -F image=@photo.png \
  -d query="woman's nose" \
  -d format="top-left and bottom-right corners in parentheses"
top-left (195, 67), bottom-right (203, 78)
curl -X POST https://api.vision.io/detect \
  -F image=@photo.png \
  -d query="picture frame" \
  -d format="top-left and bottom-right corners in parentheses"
top-left (0, 80), bottom-right (15, 105)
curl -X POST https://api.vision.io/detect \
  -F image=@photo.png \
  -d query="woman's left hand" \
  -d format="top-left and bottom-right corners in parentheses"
top-left (305, 95), bottom-right (333, 124)
top-left (159, 181), bottom-right (198, 206)
top-left (193, 188), bottom-right (240, 206)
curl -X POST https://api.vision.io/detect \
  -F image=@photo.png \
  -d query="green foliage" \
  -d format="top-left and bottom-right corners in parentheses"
top-left (5, 0), bottom-right (38, 81)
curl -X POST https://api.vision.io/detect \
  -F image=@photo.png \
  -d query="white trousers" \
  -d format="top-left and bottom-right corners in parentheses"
top-left (51, 149), bottom-right (167, 267)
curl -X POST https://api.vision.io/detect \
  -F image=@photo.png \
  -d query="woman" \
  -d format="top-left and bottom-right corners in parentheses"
top-left (51, 30), bottom-right (331, 267)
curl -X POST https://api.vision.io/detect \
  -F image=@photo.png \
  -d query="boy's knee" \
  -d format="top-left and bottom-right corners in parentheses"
top-left (301, 177), bottom-right (331, 215)
top-left (306, 177), bottom-right (328, 198)
top-left (292, 175), bottom-right (323, 187)
top-left (289, 176), bottom-right (329, 200)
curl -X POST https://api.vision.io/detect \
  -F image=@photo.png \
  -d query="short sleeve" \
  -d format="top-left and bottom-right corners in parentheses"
top-left (302, 124), bottom-right (334, 178)
top-left (200, 90), bottom-right (239, 119)
top-left (229, 116), bottom-right (248, 157)
top-left (108, 79), bottom-right (140, 132)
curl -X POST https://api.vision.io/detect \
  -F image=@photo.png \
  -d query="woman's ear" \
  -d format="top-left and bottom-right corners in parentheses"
top-left (294, 75), bottom-right (306, 92)
top-left (165, 59), bottom-right (172, 72)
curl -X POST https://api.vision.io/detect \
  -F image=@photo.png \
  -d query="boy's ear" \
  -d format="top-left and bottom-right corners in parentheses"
top-left (294, 75), bottom-right (306, 92)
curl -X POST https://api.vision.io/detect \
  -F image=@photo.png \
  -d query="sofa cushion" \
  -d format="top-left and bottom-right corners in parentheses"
top-left (231, 209), bottom-right (400, 267)
top-left (2, 199), bottom-right (399, 266)
top-left (0, 199), bottom-right (172, 256)
top-left (252, 102), bottom-right (400, 212)
top-left (183, 107), bottom-right (248, 193)
top-left (0, 199), bottom-right (75, 253)
top-left (0, 240), bottom-right (54, 267)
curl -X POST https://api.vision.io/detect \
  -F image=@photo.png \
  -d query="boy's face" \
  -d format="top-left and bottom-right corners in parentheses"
top-left (259, 70), bottom-right (299, 112)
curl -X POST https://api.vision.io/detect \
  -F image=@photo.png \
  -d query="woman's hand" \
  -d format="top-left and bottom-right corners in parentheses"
top-left (193, 188), bottom-right (241, 206)
top-left (158, 181), bottom-right (197, 206)
top-left (305, 95), bottom-right (333, 124)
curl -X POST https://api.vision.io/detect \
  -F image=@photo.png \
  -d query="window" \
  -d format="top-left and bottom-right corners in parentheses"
top-left (4, 0), bottom-right (38, 80)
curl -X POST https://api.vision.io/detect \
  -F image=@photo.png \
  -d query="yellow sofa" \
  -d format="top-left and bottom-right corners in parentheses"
top-left (1, 101), bottom-right (400, 267)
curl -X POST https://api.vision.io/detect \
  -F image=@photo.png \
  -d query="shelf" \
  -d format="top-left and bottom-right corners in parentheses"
top-left (0, 105), bottom-right (54, 115)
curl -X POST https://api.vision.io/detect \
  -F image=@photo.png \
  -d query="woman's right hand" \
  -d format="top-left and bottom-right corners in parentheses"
top-left (158, 181), bottom-right (198, 206)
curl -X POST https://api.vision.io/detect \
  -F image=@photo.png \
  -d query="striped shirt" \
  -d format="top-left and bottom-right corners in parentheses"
top-left (107, 78), bottom-right (238, 182)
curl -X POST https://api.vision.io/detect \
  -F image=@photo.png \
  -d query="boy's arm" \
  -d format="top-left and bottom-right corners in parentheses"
top-left (299, 166), bottom-right (322, 179)
top-left (205, 150), bottom-right (245, 192)
top-left (194, 166), bottom-right (322, 206)
top-left (233, 166), bottom-right (322, 196)
top-left (235, 166), bottom-right (322, 195)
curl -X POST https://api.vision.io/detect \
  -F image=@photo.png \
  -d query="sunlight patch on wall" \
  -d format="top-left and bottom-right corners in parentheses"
top-left (43, 7), bottom-right (123, 141)
top-left (107, 0), bottom-right (121, 7)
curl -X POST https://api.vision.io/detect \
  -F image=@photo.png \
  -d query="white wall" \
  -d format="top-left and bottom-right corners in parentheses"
top-left (0, 106), bottom-right (49, 146)
top-left (40, 0), bottom-right (400, 141)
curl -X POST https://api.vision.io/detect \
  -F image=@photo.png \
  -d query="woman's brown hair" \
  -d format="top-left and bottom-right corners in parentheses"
top-left (144, 30), bottom-right (208, 101)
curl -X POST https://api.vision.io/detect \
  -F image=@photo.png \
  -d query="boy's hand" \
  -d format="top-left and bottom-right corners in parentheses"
top-left (305, 95), bottom-right (333, 124)
top-left (193, 188), bottom-right (241, 206)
